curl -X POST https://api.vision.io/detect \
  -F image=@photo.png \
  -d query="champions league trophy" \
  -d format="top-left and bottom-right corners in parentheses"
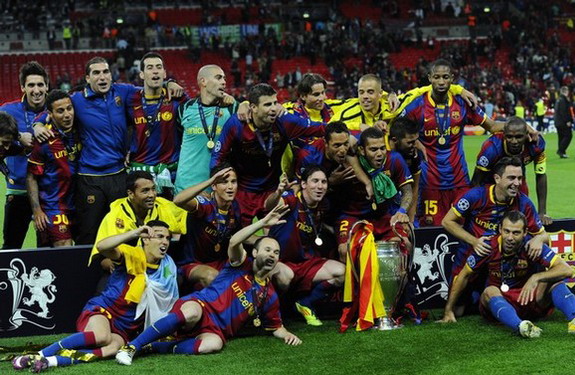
top-left (0, 258), bottom-right (26, 330)
top-left (375, 222), bottom-right (414, 331)
top-left (375, 240), bottom-right (405, 330)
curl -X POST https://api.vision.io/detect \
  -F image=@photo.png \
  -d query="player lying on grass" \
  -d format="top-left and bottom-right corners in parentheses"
top-left (12, 221), bottom-right (178, 372)
top-left (115, 203), bottom-right (301, 366)
top-left (439, 211), bottom-right (575, 338)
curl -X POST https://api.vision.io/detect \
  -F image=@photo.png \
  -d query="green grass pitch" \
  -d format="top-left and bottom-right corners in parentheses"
top-left (0, 132), bottom-right (574, 374)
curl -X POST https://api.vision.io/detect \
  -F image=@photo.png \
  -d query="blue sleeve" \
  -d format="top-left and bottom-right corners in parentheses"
top-left (210, 116), bottom-right (239, 169)
top-left (453, 187), bottom-right (481, 217)
top-left (279, 112), bottom-right (325, 140)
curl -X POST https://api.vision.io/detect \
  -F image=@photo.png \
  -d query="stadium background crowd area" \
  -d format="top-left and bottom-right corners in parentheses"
top-left (0, 0), bottom-right (575, 116)
top-left (2, 1), bottom-right (575, 373)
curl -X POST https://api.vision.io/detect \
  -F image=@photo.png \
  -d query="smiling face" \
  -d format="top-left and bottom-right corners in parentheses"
top-left (301, 170), bottom-right (328, 206)
top-left (358, 78), bottom-right (381, 114)
top-left (86, 62), bottom-right (112, 95)
top-left (359, 136), bottom-right (386, 169)
top-left (252, 237), bottom-right (280, 273)
top-left (140, 57), bottom-right (166, 91)
top-left (212, 170), bottom-right (238, 204)
top-left (49, 97), bottom-right (74, 131)
top-left (21, 75), bottom-right (48, 110)
top-left (143, 226), bottom-right (171, 263)
top-left (301, 83), bottom-right (327, 111)
top-left (494, 165), bottom-right (523, 200)
top-left (128, 178), bottom-right (157, 211)
top-left (325, 131), bottom-right (350, 164)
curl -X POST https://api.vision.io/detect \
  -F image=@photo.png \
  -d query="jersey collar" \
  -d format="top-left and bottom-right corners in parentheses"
top-left (427, 91), bottom-right (453, 107)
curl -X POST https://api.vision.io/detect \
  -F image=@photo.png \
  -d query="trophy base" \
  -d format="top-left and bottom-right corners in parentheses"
top-left (373, 317), bottom-right (403, 331)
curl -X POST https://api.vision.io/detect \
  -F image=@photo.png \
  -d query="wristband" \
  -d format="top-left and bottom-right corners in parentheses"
top-left (398, 207), bottom-right (407, 214)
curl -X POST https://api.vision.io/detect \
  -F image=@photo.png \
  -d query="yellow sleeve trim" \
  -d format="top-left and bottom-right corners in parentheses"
top-left (476, 166), bottom-right (490, 172)
top-left (398, 179), bottom-right (414, 188)
top-left (528, 227), bottom-right (545, 235)
top-left (27, 160), bottom-right (44, 166)
top-left (464, 263), bottom-right (475, 273)
top-left (452, 207), bottom-right (463, 218)
top-left (549, 255), bottom-right (559, 268)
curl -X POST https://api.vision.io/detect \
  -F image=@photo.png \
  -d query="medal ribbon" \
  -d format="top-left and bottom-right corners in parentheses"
top-left (254, 128), bottom-right (274, 160)
top-left (198, 103), bottom-right (220, 143)
top-left (141, 92), bottom-right (164, 136)
top-left (434, 104), bottom-right (450, 141)
top-left (251, 280), bottom-right (269, 326)
top-left (299, 192), bottom-right (322, 251)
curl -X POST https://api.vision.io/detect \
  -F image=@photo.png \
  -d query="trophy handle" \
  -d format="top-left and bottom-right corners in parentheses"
top-left (10, 258), bottom-right (26, 277)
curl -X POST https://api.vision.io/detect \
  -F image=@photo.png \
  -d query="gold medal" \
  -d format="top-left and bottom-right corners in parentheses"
top-left (315, 237), bottom-right (323, 246)
top-left (500, 283), bottom-right (509, 293)
top-left (207, 140), bottom-right (215, 149)
top-left (253, 318), bottom-right (261, 327)
top-left (214, 243), bottom-right (221, 252)
top-left (68, 153), bottom-right (75, 161)
top-left (268, 160), bottom-right (271, 167)
top-left (438, 136), bottom-right (446, 145)
top-left (145, 129), bottom-right (151, 138)
top-left (371, 202), bottom-right (377, 211)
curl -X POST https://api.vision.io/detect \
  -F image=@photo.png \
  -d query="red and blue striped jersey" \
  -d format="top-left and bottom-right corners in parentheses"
top-left (332, 150), bottom-right (413, 217)
top-left (400, 92), bottom-right (486, 190)
top-left (451, 185), bottom-right (544, 270)
top-left (466, 236), bottom-right (557, 289)
top-left (82, 262), bottom-right (161, 335)
top-left (178, 195), bottom-right (242, 265)
top-left (475, 132), bottom-right (547, 191)
top-left (127, 90), bottom-right (186, 166)
top-left (210, 113), bottom-right (325, 192)
top-left (181, 258), bottom-right (282, 338)
top-left (269, 191), bottom-right (328, 263)
top-left (27, 124), bottom-right (79, 212)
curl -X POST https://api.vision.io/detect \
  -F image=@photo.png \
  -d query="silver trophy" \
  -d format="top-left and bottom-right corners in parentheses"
top-left (375, 240), bottom-right (406, 330)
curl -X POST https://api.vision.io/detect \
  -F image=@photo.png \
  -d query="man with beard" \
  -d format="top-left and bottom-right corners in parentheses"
top-left (115, 204), bottom-right (301, 365)
top-left (12, 221), bottom-right (178, 372)
top-left (440, 211), bottom-right (575, 338)
top-left (334, 127), bottom-right (414, 261)
top-left (472, 116), bottom-right (551, 225)
top-left (173, 164), bottom-right (242, 288)
top-left (88, 171), bottom-right (187, 270)
top-left (0, 61), bottom-right (48, 249)
top-left (442, 157), bottom-right (548, 315)
top-left (127, 52), bottom-right (188, 199)
top-left (211, 83), bottom-right (326, 227)
top-left (34, 57), bottom-right (184, 245)
top-left (387, 117), bottom-right (422, 223)
top-left (265, 166), bottom-right (345, 326)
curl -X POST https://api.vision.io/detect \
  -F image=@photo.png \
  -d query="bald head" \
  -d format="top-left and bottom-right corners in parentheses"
top-left (197, 65), bottom-right (223, 84)
top-left (197, 65), bottom-right (226, 102)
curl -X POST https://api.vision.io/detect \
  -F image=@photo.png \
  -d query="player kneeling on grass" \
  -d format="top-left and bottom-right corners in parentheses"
top-left (12, 221), bottom-right (178, 372)
top-left (115, 204), bottom-right (302, 366)
top-left (439, 211), bottom-right (575, 338)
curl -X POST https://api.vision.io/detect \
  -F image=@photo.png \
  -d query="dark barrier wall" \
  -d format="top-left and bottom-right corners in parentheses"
top-left (1, 219), bottom-right (574, 338)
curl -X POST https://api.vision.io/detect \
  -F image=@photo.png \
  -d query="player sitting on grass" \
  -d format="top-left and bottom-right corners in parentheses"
top-left (439, 211), bottom-right (575, 338)
top-left (115, 203), bottom-right (301, 366)
top-left (12, 221), bottom-right (178, 372)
